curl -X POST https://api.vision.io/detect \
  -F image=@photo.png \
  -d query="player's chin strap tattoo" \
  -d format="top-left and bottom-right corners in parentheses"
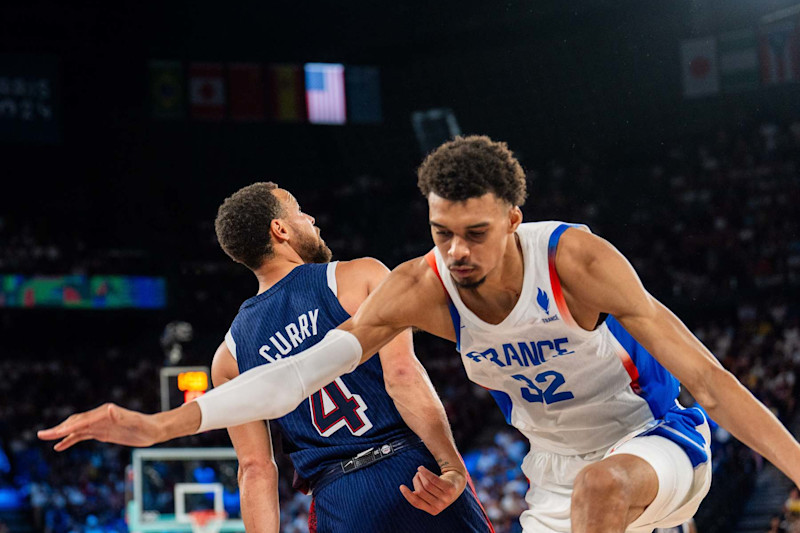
top-left (195, 329), bottom-right (362, 431)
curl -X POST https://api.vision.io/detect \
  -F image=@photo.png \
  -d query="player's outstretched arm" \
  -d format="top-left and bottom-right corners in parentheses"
top-left (38, 326), bottom-right (365, 449)
top-left (211, 342), bottom-right (279, 533)
top-left (39, 258), bottom-right (429, 449)
top-left (344, 258), bottom-right (466, 515)
top-left (556, 228), bottom-right (800, 487)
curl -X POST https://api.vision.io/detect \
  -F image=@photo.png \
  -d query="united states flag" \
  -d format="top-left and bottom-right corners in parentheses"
top-left (305, 63), bottom-right (346, 125)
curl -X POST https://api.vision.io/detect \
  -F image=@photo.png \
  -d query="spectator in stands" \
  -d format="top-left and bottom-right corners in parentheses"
top-left (767, 514), bottom-right (787, 533)
top-left (785, 487), bottom-right (800, 532)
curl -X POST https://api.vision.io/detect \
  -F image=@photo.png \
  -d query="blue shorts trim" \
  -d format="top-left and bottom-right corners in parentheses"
top-left (636, 403), bottom-right (710, 467)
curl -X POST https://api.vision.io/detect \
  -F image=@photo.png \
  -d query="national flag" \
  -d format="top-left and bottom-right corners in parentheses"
top-left (346, 66), bottom-right (382, 124)
top-left (759, 20), bottom-right (800, 84)
top-left (148, 60), bottom-right (184, 119)
top-left (228, 63), bottom-right (265, 121)
top-left (719, 29), bottom-right (759, 92)
top-left (680, 37), bottom-right (720, 98)
top-left (267, 64), bottom-right (306, 122)
top-left (189, 63), bottom-right (226, 120)
top-left (305, 63), bottom-right (346, 125)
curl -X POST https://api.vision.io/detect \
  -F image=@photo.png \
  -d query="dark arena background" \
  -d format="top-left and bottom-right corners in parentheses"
top-left (2, 1), bottom-right (800, 532)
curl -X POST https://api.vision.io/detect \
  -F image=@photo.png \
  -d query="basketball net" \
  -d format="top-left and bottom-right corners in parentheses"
top-left (187, 509), bottom-right (227, 533)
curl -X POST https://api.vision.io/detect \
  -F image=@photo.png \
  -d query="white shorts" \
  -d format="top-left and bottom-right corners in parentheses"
top-left (518, 420), bottom-right (712, 533)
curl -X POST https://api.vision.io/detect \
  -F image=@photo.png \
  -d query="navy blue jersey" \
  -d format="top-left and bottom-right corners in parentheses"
top-left (227, 262), bottom-right (413, 480)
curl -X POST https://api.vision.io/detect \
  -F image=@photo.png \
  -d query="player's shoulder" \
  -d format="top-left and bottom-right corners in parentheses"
top-left (335, 257), bottom-right (389, 291)
top-left (555, 223), bottom-right (618, 273)
top-left (336, 257), bottom-right (389, 277)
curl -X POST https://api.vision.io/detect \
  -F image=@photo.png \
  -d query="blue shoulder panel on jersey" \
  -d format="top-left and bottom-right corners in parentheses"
top-left (547, 223), bottom-right (585, 257)
top-left (605, 316), bottom-right (680, 419)
top-left (488, 390), bottom-right (513, 425)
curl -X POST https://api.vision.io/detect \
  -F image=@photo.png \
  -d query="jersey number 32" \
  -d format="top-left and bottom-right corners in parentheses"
top-left (309, 378), bottom-right (373, 437)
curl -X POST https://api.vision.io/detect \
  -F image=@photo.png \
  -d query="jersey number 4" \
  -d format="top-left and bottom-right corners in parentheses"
top-left (309, 378), bottom-right (373, 437)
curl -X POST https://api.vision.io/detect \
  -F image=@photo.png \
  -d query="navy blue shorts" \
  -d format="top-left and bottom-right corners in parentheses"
top-left (308, 443), bottom-right (494, 533)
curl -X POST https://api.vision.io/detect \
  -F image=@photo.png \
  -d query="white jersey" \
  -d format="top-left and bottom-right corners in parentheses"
top-left (431, 221), bottom-right (682, 456)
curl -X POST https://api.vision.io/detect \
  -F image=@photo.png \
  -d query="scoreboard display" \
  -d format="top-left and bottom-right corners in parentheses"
top-left (159, 366), bottom-right (211, 412)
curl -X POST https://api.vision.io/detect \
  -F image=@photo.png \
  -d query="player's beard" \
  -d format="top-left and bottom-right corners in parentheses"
top-left (293, 225), bottom-right (333, 264)
top-left (449, 260), bottom-right (487, 289)
top-left (453, 275), bottom-right (487, 289)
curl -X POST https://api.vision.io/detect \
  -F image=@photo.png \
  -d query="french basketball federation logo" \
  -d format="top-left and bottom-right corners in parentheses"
top-left (537, 288), bottom-right (550, 315)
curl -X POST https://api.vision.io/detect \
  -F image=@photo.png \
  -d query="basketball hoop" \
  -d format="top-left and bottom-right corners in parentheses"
top-left (187, 509), bottom-right (227, 533)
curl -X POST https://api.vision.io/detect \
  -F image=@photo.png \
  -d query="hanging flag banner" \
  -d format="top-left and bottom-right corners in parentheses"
top-left (759, 19), bottom-right (800, 85)
top-left (719, 29), bottom-right (759, 92)
top-left (228, 63), bottom-right (265, 122)
top-left (0, 55), bottom-right (60, 144)
top-left (305, 63), bottom-right (346, 125)
top-left (346, 66), bottom-right (382, 124)
top-left (267, 64), bottom-right (306, 122)
top-left (148, 60), bottom-right (185, 119)
top-left (680, 37), bottom-right (720, 98)
top-left (189, 63), bottom-right (226, 120)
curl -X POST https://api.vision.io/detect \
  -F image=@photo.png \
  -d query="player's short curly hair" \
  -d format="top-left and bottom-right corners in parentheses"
top-left (417, 135), bottom-right (527, 206)
top-left (215, 182), bottom-right (284, 270)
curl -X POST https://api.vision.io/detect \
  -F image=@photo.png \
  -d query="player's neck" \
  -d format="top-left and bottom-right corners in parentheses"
top-left (454, 233), bottom-right (524, 324)
top-left (252, 248), bottom-right (306, 294)
top-left (485, 233), bottom-right (524, 289)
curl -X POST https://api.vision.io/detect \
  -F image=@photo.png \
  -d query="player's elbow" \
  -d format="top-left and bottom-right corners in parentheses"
top-left (383, 362), bottom-right (423, 394)
top-left (684, 363), bottom-right (735, 413)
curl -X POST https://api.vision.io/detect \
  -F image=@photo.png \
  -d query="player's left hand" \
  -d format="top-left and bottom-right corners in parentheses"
top-left (37, 403), bottom-right (164, 451)
top-left (399, 465), bottom-right (467, 515)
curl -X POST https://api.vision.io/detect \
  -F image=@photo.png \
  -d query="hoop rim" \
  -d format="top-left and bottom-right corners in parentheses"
top-left (187, 509), bottom-right (228, 528)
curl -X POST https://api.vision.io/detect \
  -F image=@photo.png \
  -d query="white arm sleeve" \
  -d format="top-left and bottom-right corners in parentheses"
top-left (195, 329), bottom-right (362, 432)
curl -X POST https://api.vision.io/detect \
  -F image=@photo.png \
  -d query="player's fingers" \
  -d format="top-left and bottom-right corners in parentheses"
top-left (416, 466), bottom-right (449, 495)
top-left (411, 473), bottom-right (439, 507)
top-left (38, 418), bottom-right (86, 440)
top-left (415, 472), bottom-right (447, 498)
top-left (38, 404), bottom-right (112, 440)
top-left (53, 432), bottom-right (93, 452)
top-left (399, 485), bottom-right (436, 515)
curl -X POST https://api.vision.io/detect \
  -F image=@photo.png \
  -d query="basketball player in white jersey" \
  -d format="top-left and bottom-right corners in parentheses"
top-left (41, 136), bottom-right (800, 533)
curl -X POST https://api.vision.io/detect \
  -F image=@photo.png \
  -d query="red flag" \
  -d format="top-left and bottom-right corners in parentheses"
top-left (189, 63), bottom-right (226, 120)
top-left (267, 64), bottom-right (306, 122)
top-left (228, 63), bottom-right (265, 121)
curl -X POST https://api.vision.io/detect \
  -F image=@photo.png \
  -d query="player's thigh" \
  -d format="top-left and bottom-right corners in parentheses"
top-left (312, 447), bottom-right (490, 533)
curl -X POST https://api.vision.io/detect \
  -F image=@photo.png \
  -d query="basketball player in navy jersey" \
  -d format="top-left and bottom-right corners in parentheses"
top-left (42, 137), bottom-right (800, 533)
top-left (207, 183), bottom-right (491, 532)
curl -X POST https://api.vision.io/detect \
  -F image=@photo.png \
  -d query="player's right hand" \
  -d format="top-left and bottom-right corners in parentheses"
top-left (399, 465), bottom-right (467, 515)
top-left (37, 403), bottom-right (163, 451)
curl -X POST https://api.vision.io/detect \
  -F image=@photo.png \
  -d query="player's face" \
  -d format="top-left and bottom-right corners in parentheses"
top-left (428, 192), bottom-right (521, 289)
top-left (275, 189), bottom-right (333, 264)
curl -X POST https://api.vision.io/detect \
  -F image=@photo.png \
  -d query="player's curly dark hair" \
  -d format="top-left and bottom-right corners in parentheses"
top-left (215, 182), bottom-right (284, 270)
top-left (417, 135), bottom-right (527, 206)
